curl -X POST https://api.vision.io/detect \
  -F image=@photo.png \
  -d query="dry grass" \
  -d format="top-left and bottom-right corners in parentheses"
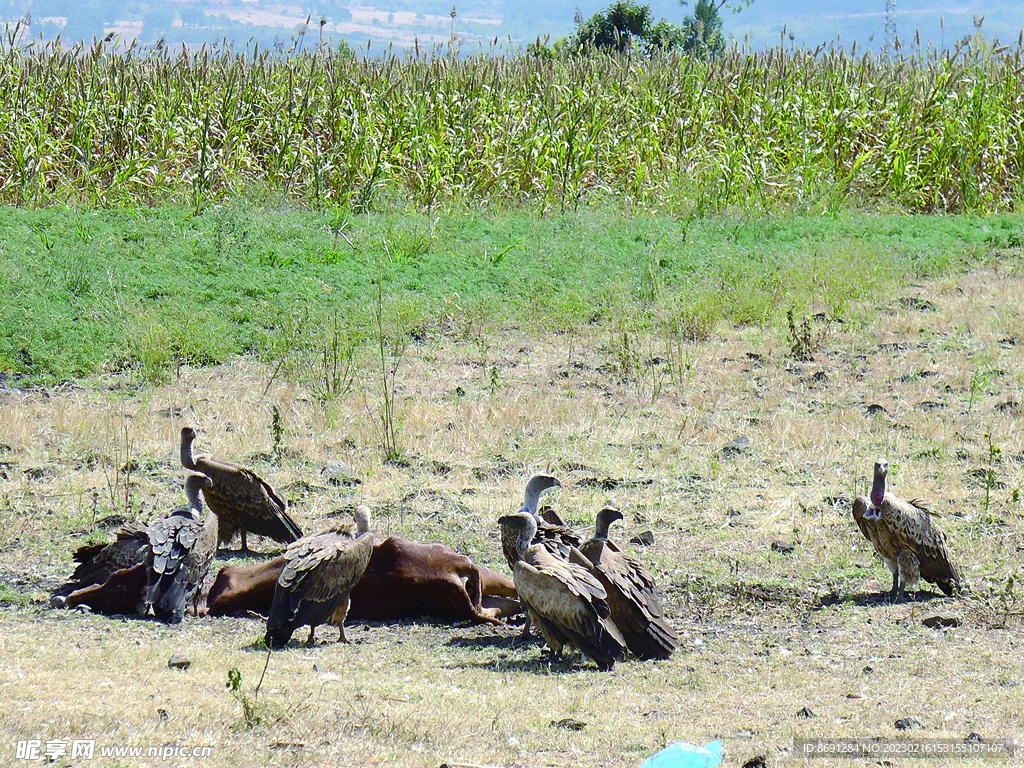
top-left (1, 263), bottom-right (1023, 766)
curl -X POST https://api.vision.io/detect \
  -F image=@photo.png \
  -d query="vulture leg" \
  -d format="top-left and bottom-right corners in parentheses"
top-left (889, 574), bottom-right (901, 602)
top-left (306, 626), bottom-right (317, 647)
top-left (335, 597), bottom-right (351, 643)
top-left (240, 530), bottom-right (250, 556)
top-left (514, 614), bottom-right (533, 645)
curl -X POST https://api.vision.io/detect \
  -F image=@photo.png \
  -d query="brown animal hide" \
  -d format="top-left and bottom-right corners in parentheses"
top-left (65, 563), bottom-right (147, 615)
top-left (204, 537), bottom-right (520, 625)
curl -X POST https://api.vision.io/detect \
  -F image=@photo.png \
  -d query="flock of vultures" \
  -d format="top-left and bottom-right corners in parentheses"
top-left (52, 428), bottom-right (965, 670)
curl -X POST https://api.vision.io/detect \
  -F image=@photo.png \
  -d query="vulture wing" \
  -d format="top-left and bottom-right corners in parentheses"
top-left (883, 494), bottom-right (963, 595)
top-left (266, 526), bottom-right (373, 647)
top-left (196, 455), bottom-right (302, 545)
top-left (146, 511), bottom-right (205, 623)
top-left (71, 522), bottom-right (150, 586)
top-left (514, 546), bottom-right (625, 670)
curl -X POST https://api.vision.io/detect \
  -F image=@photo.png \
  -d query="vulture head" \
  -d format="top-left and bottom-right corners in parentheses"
top-left (521, 474), bottom-right (561, 517)
top-left (353, 504), bottom-right (372, 536)
top-left (180, 426), bottom-right (199, 469)
top-left (593, 505), bottom-right (624, 540)
top-left (184, 472), bottom-right (212, 511)
top-left (498, 511), bottom-right (538, 560)
top-left (870, 458), bottom-right (888, 511)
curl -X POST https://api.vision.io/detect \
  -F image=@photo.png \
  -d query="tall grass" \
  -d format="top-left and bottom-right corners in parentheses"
top-left (1, 34), bottom-right (1023, 212)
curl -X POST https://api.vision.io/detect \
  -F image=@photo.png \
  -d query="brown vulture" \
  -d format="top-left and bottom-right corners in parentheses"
top-left (852, 458), bottom-right (964, 599)
top-left (578, 506), bottom-right (678, 660)
top-left (498, 511), bottom-right (626, 671)
top-left (265, 504), bottom-right (373, 649)
top-left (180, 426), bottom-right (302, 553)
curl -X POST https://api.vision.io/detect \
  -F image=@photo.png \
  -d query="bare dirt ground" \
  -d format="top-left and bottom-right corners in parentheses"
top-left (1, 265), bottom-right (1023, 767)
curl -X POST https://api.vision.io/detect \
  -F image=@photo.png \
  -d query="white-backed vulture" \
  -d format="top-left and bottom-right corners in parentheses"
top-left (265, 504), bottom-right (373, 648)
top-left (498, 511), bottom-right (626, 671)
top-left (180, 426), bottom-right (302, 553)
top-left (578, 506), bottom-right (678, 660)
top-left (500, 474), bottom-right (578, 572)
top-left (852, 458), bottom-right (964, 599)
top-left (146, 473), bottom-right (218, 623)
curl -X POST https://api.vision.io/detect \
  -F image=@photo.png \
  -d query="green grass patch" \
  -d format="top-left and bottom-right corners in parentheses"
top-left (1, 201), bottom-right (1021, 385)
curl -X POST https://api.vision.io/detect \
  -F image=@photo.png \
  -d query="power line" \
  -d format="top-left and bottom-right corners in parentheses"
top-left (884, 0), bottom-right (897, 57)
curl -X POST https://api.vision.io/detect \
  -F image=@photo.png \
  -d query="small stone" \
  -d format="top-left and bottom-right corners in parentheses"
top-left (866, 404), bottom-right (887, 415)
top-left (922, 613), bottom-right (960, 629)
top-left (168, 654), bottom-right (191, 671)
top-left (550, 718), bottom-right (586, 731)
top-left (49, 595), bottom-right (67, 609)
top-left (742, 756), bottom-right (767, 768)
top-left (630, 531), bottom-right (655, 546)
top-left (722, 435), bottom-right (751, 457)
top-left (796, 706), bottom-right (816, 718)
top-left (964, 733), bottom-right (985, 744)
top-left (863, 665), bottom-right (874, 675)
top-left (321, 461), bottom-right (360, 487)
top-left (771, 541), bottom-right (795, 554)
top-left (894, 716), bottom-right (924, 731)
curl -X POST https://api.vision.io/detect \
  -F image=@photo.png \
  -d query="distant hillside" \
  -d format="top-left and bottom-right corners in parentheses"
top-left (1, 0), bottom-right (1021, 52)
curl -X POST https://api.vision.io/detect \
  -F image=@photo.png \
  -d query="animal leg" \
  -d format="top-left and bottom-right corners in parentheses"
top-left (335, 597), bottom-right (350, 643)
top-left (306, 625), bottom-right (317, 647)
top-left (897, 550), bottom-right (920, 597)
top-left (240, 530), bottom-right (250, 556)
top-left (514, 613), bottom-right (533, 644)
top-left (889, 569), bottom-right (902, 601)
top-left (883, 557), bottom-right (901, 601)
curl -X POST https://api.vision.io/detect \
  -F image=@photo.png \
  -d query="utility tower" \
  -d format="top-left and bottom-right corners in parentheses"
top-left (883, 0), bottom-right (897, 57)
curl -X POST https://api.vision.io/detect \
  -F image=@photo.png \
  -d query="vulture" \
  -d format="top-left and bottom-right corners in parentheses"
top-left (852, 458), bottom-right (964, 599)
top-left (70, 521), bottom-right (151, 588)
top-left (579, 506), bottom-right (679, 660)
top-left (180, 426), bottom-right (302, 554)
top-left (498, 511), bottom-right (626, 671)
top-left (145, 473), bottom-right (219, 623)
top-left (265, 504), bottom-right (373, 649)
top-left (500, 474), bottom-right (578, 572)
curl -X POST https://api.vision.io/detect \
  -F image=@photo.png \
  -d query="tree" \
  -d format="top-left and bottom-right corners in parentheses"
top-left (679, 0), bottom-right (726, 57)
top-left (575, 0), bottom-right (653, 53)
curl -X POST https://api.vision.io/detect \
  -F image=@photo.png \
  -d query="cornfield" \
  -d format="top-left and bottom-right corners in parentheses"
top-left (2, 34), bottom-right (1023, 213)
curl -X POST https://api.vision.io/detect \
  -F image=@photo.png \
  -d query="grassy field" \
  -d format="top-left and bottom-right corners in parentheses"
top-left (2, 203), bottom-right (1022, 386)
top-left (1, 205), bottom-right (1023, 765)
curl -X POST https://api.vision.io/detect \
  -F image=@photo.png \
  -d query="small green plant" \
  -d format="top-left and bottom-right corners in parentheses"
top-left (786, 307), bottom-right (833, 362)
top-left (983, 429), bottom-right (1002, 516)
top-left (364, 275), bottom-right (420, 466)
top-left (787, 307), bottom-right (815, 362)
top-left (270, 406), bottom-right (284, 464)
top-left (968, 366), bottom-right (993, 412)
top-left (226, 645), bottom-right (272, 730)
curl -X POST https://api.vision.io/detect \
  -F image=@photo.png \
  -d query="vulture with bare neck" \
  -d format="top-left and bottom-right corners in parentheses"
top-left (265, 505), bottom-right (373, 648)
top-left (852, 458), bottom-right (964, 599)
top-left (579, 506), bottom-right (678, 660)
top-left (180, 426), bottom-right (302, 554)
top-left (500, 474), bottom-right (578, 572)
top-left (498, 511), bottom-right (626, 670)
